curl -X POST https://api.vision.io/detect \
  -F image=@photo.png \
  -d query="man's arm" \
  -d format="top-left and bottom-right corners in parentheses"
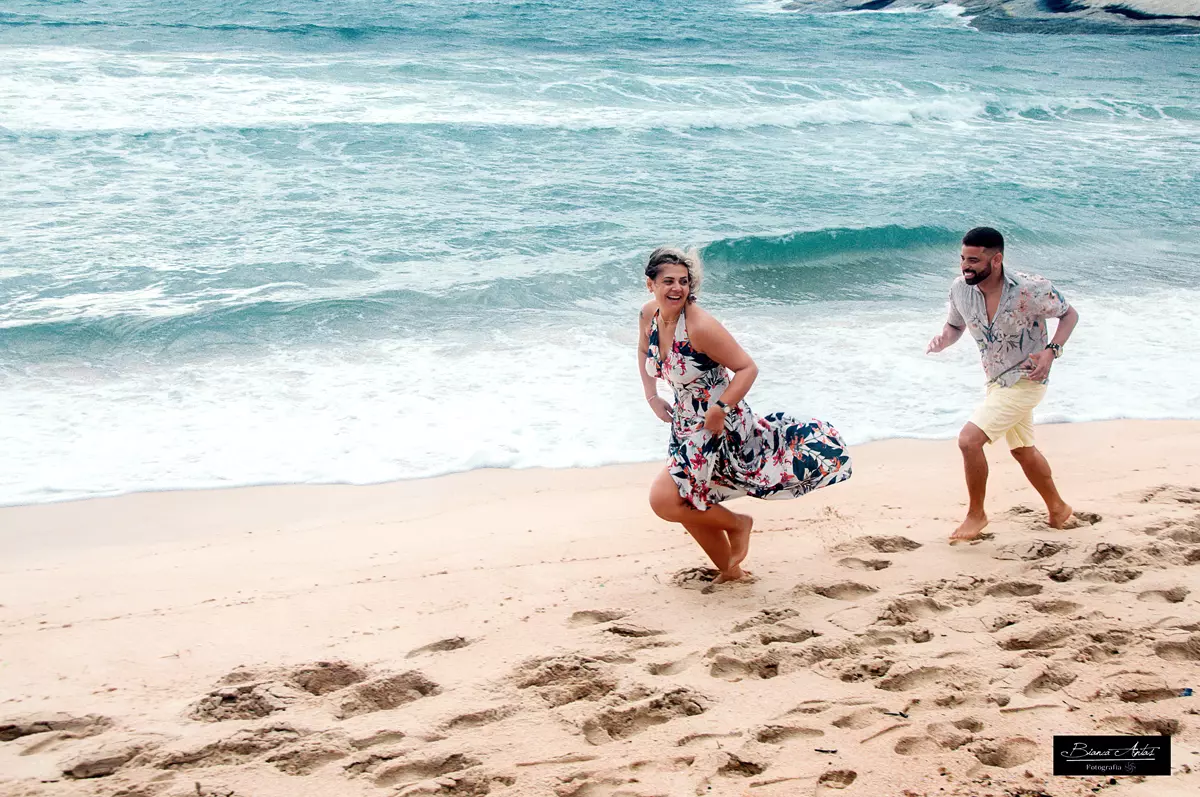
top-left (1050, 305), bottom-right (1079, 348)
top-left (928, 288), bottom-right (966, 354)
top-left (1026, 285), bottom-right (1079, 381)
top-left (927, 321), bottom-right (965, 354)
top-left (1026, 306), bottom-right (1078, 381)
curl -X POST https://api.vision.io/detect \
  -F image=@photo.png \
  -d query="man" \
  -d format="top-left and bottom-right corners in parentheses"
top-left (927, 227), bottom-right (1080, 543)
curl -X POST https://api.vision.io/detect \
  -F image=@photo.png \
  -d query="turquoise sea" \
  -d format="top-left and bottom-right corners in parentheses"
top-left (1, 0), bottom-right (1198, 505)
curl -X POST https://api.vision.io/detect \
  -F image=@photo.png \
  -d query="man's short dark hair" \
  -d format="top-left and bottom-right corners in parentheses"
top-left (962, 226), bottom-right (1004, 252)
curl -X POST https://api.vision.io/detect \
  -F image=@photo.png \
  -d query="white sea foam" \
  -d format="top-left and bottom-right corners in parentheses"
top-left (0, 49), bottom-right (1001, 132)
top-left (3, 290), bottom-right (1198, 506)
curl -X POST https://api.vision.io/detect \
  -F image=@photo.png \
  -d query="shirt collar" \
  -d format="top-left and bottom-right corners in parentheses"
top-left (970, 266), bottom-right (1018, 294)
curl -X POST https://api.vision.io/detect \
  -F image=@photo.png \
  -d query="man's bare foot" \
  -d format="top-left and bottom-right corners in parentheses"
top-left (949, 512), bottom-right (989, 544)
top-left (713, 564), bottom-right (748, 584)
top-left (1048, 502), bottom-right (1074, 529)
top-left (727, 513), bottom-right (754, 570)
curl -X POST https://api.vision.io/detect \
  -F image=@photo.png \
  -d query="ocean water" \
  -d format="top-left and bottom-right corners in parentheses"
top-left (1, 0), bottom-right (1198, 506)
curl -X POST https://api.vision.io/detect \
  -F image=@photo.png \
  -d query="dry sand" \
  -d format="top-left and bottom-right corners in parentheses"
top-left (1, 419), bottom-right (1198, 796)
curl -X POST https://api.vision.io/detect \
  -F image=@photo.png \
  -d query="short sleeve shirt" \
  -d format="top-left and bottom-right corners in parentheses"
top-left (947, 270), bottom-right (1071, 387)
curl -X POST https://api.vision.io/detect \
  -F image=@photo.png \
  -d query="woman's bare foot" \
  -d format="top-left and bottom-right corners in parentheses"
top-left (1048, 502), bottom-right (1074, 529)
top-left (713, 564), bottom-right (748, 584)
top-left (949, 512), bottom-right (989, 544)
top-left (727, 513), bottom-right (754, 570)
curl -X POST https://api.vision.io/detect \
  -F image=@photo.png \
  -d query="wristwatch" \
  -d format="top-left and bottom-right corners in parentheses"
top-left (1045, 343), bottom-right (1063, 359)
top-left (715, 400), bottom-right (729, 411)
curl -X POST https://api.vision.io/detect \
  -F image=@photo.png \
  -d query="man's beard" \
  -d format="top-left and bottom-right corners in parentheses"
top-left (964, 264), bottom-right (992, 285)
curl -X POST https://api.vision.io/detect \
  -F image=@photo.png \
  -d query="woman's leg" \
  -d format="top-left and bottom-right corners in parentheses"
top-left (649, 468), bottom-right (752, 580)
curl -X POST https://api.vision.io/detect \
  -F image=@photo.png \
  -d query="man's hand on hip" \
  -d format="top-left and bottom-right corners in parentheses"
top-left (1025, 349), bottom-right (1055, 381)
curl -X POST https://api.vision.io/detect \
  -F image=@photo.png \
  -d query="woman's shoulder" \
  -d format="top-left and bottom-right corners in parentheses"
top-left (684, 303), bottom-right (720, 331)
top-left (639, 300), bottom-right (658, 322)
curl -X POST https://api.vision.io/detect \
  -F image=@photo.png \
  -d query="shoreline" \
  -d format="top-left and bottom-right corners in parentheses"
top-left (2, 418), bottom-right (1198, 796)
top-left (5, 413), bottom-right (1200, 513)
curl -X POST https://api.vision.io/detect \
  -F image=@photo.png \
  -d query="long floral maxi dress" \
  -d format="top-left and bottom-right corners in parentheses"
top-left (646, 309), bottom-right (852, 511)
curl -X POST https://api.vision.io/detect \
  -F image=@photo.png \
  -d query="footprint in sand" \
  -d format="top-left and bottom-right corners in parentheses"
top-left (1138, 587), bottom-right (1190, 603)
top-left (754, 724), bottom-right (825, 743)
top-left (971, 737), bottom-right (1037, 768)
top-left (363, 751), bottom-right (481, 787)
top-left (190, 661), bottom-right (380, 722)
top-left (646, 653), bottom-right (701, 676)
top-left (808, 581), bottom-right (878, 601)
top-left (1022, 667), bottom-right (1078, 697)
top-left (334, 672), bottom-right (442, 719)
top-left (875, 597), bottom-right (949, 627)
top-left (190, 681), bottom-right (303, 722)
top-left (731, 607), bottom-right (799, 632)
top-left (894, 736), bottom-right (942, 756)
top-left (833, 655), bottom-right (894, 683)
top-left (350, 730), bottom-right (408, 750)
top-left (984, 580), bottom-right (1043, 598)
top-left (267, 732), bottom-right (355, 775)
top-left (1087, 543), bottom-right (1129, 564)
top-left (816, 769), bottom-right (857, 790)
top-left (1082, 567), bottom-right (1143, 584)
top-left (1106, 673), bottom-right (1185, 704)
top-left (709, 653), bottom-right (779, 681)
top-left (876, 666), bottom-right (953, 693)
top-left (831, 707), bottom-right (885, 730)
top-left (862, 536), bottom-right (921, 553)
top-left (994, 539), bottom-right (1069, 561)
top-left (759, 627), bottom-right (820, 645)
top-left (156, 723), bottom-right (307, 770)
top-left (1097, 716), bottom-right (1181, 735)
top-left (1154, 633), bottom-right (1200, 662)
top-left (513, 655), bottom-right (618, 707)
top-left (676, 731), bottom-right (741, 749)
top-left (1140, 484), bottom-right (1200, 504)
top-left (671, 567), bottom-right (719, 589)
top-left (782, 700), bottom-right (833, 716)
top-left (288, 661), bottom-right (369, 694)
top-left (952, 717), bottom-right (984, 733)
top-left (711, 753), bottom-right (766, 778)
top-left (1166, 527), bottom-right (1200, 544)
top-left (568, 610), bottom-right (628, 627)
top-left (1030, 599), bottom-right (1082, 616)
top-left (0, 713), bottom-right (112, 743)
top-left (443, 704), bottom-right (519, 731)
top-left (996, 623), bottom-right (1074, 651)
top-left (581, 688), bottom-right (708, 745)
top-left (837, 557), bottom-right (892, 571)
top-left (603, 623), bottom-right (664, 638)
top-left (1005, 505), bottom-right (1101, 529)
top-left (406, 637), bottom-right (472, 658)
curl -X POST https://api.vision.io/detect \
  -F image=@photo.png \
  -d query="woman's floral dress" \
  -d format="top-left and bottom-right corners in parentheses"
top-left (646, 309), bottom-right (852, 510)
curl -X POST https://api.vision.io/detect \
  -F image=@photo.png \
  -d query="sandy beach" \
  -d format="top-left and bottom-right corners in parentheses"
top-left (2, 420), bottom-right (1198, 796)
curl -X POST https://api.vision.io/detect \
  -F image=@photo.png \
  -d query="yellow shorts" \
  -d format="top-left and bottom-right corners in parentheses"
top-left (969, 379), bottom-right (1047, 449)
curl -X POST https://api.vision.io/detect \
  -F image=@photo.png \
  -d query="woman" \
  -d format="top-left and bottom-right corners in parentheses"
top-left (638, 247), bottom-right (852, 583)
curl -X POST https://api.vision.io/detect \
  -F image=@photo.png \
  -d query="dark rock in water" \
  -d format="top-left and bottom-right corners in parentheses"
top-left (1043, 0), bottom-right (1090, 11)
top-left (782, 0), bottom-right (1200, 34)
top-left (1103, 3), bottom-right (1200, 21)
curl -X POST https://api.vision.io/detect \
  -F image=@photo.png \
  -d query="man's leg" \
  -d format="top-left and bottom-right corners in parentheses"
top-left (951, 422), bottom-right (991, 542)
top-left (1010, 446), bottom-right (1073, 528)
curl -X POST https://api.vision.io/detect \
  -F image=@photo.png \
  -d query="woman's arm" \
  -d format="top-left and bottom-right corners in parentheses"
top-left (687, 307), bottom-right (758, 433)
top-left (638, 302), bottom-right (672, 423)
